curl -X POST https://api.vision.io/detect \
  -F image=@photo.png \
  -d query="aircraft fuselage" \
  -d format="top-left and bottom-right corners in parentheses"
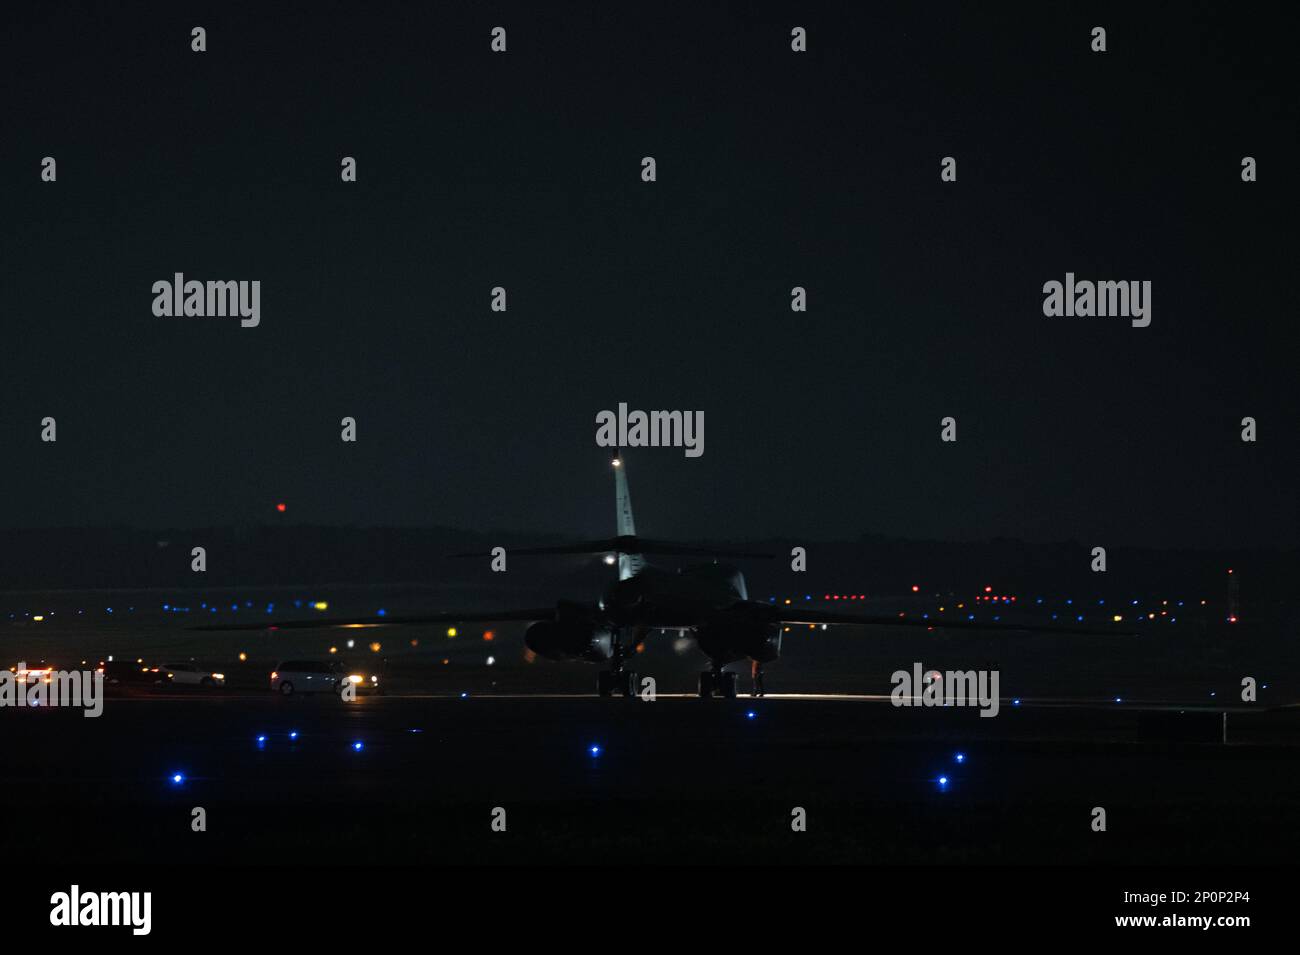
top-left (600, 562), bottom-right (749, 629)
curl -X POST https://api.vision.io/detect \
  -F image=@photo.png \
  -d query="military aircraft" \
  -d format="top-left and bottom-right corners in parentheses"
top-left (198, 453), bottom-right (1119, 698)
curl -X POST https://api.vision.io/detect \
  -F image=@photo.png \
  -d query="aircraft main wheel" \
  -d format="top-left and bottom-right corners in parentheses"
top-left (597, 671), bottom-right (615, 697)
top-left (698, 671), bottom-right (715, 699)
top-left (718, 671), bottom-right (738, 699)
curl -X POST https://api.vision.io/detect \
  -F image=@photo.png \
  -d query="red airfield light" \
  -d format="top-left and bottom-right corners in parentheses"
top-left (275, 502), bottom-right (287, 513)
top-left (911, 585), bottom-right (920, 592)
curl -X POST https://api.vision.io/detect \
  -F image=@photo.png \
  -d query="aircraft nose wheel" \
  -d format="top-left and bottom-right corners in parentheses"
top-left (597, 630), bottom-right (641, 699)
top-left (698, 669), bottom-right (737, 699)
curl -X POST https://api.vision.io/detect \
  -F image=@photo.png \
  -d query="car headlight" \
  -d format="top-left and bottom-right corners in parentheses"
top-left (211, 673), bottom-right (225, 680)
top-left (370, 675), bottom-right (379, 683)
top-left (348, 674), bottom-right (363, 684)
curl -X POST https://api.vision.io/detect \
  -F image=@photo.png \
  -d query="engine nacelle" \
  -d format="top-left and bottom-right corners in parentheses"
top-left (524, 620), bottom-right (614, 662)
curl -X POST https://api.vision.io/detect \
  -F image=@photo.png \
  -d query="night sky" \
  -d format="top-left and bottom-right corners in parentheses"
top-left (2, 2), bottom-right (1293, 549)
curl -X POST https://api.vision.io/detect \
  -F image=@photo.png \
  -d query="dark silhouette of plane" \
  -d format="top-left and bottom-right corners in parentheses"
top-left (197, 454), bottom-right (1123, 697)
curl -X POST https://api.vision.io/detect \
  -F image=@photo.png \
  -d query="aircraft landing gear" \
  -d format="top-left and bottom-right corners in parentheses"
top-left (597, 634), bottom-right (639, 698)
top-left (698, 665), bottom-right (737, 699)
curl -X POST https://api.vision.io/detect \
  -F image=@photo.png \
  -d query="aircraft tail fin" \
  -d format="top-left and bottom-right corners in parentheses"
top-left (448, 453), bottom-right (774, 569)
top-left (612, 452), bottom-right (644, 580)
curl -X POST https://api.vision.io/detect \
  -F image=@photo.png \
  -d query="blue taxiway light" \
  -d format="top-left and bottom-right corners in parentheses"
top-left (289, 731), bottom-right (299, 740)
top-left (937, 776), bottom-right (949, 786)
top-left (1012, 698), bottom-right (1021, 706)
top-left (746, 711), bottom-right (757, 719)
top-left (352, 741), bottom-right (364, 752)
top-left (170, 773), bottom-right (185, 785)
top-left (459, 692), bottom-right (469, 699)
top-left (955, 752), bottom-right (965, 763)
top-left (589, 745), bottom-right (602, 757)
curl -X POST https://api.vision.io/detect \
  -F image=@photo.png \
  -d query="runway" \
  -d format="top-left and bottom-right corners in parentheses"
top-left (6, 692), bottom-right (1300, 864)
top-left (5, 608), bottom-right (1298, 864)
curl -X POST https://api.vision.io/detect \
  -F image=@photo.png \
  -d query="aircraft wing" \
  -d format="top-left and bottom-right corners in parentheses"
top-left (451, 535), bottom-right (774, 559)
top-left (773, 606), bottom-right (1134, 637)
top-left (191, 608), bottom-right (554, 632)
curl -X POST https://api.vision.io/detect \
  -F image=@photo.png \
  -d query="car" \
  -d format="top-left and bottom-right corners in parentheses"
top-left (10, 662), bottom-right (56, 686)
top-left (270, 660), bottom-right (383, 697)
top-left (103, 660), bottom-right (171, 687)
top-left (11, 661), bottom-right (107, 685)
top-left (160, 662), bottom-right (225, 689)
